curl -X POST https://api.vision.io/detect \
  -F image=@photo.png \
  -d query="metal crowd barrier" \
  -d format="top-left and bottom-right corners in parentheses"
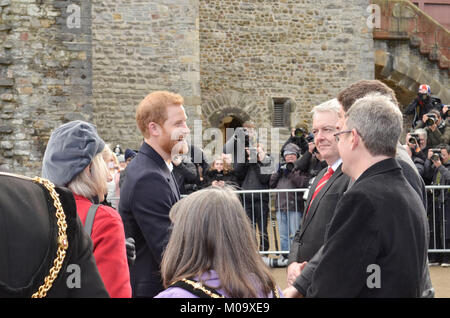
top-left (108, 185), bottom-right (450, 257)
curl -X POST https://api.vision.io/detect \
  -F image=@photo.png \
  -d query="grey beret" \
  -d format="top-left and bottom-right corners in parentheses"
top-left (42, 120), bottom-right (105, 187)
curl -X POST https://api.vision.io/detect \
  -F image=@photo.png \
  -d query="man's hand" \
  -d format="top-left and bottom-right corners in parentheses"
top-left (308, 142), bottom-right (315, 154)
top-left (427, 149), bottom-right (434, 160)
top-left (257, 143), bottom-right (266, 161)
top-left (172, 155), bottom-right (182, 166)
top-left (283, 285), bottom-right (304, 298)
top-left (286, 261), bottom-right (308, 286)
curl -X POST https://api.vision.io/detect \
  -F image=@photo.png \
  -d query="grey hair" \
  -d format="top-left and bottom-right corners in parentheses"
top-left (311, 98), bottom-right (341, 119)
top-left (414, 128), bottom-right (427, 141)
top-left (346, 93), bottom-right (403, 157)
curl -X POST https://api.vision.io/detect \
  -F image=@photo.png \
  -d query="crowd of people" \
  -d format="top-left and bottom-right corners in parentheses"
top-left (0, 80), bottom-right (448, 298)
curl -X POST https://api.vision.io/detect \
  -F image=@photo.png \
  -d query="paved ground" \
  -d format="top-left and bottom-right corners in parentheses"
top-left (270, 266), bottom-right (450, 297)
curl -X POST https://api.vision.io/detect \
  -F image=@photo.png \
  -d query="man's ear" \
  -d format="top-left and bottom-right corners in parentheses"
top-left (350, 129), bottom-right (359, 151)
top-left (148, 122), bottom-right (160, 137)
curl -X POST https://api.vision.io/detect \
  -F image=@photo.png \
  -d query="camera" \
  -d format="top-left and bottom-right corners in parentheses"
top-left (425, 113), bottom-right (437, 126)
top-left (280, 162), bottom-right (294, 173)
top-left (408, 133), bottom-right (419, 145)
top-left (305, 134), bottom-right (314, 143)
top-left (430, 148), bottom-right (442, 162)
top-left (262, 256), bottom-right (288, 268)
top-left (294, 128), bottom-right (306, 138)
top-left (215, 172), bottom-right (224, 181)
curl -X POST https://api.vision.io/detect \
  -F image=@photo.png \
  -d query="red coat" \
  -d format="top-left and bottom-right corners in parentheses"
top-left (74, 194), bottom-right (132, 298)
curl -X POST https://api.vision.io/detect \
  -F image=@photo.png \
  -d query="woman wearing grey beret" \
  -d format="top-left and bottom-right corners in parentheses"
top-left (42, 120), bottom-right (132, 298)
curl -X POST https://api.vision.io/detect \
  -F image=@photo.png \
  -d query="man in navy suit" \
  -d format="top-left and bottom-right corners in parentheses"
top-left (119, 91), bottom-right (190, 297)
top-left (286, 98), bottom-right (350, 284)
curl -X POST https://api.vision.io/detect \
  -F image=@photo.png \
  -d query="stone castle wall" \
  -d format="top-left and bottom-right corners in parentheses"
top-left (1, 0), bottom-right (376, 177)
top-left (0, 0), bottom-right (92, 175)
top-left (199, 0), bottom-right (374, 132)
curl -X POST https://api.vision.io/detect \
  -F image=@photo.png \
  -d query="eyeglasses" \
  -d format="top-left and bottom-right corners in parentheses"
top-left (333, 130), bottom-right (353, 142)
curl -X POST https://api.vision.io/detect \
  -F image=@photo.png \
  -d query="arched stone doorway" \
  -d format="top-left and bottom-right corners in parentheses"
top-left (218, 115), bottom-right (244, 145)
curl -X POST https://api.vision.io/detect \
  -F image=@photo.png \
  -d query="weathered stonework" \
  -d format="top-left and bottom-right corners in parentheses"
top-left (0, 0), bottom-right (92, 175)
top-left (1, 0), bottom-right (447, 177)
top-left (91, 0), bottom-right (201, 151)
top-left (199, 0), bottom-right (374, 133)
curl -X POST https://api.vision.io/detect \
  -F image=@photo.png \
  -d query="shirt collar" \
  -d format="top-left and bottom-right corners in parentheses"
top-left (330, 158), bottom-right (342, 172)
top-left (166, 161), bottom-right (174, 172)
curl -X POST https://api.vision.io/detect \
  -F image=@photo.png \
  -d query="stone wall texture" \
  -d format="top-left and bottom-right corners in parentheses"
top-left (1, 0), bottom-right (92, 175)
top-left (5, 0), bottom-right (446, 177)
top-left (199, 0), bottom-right (374, 133)
top-left (91, 0), bottom-right (201, 151)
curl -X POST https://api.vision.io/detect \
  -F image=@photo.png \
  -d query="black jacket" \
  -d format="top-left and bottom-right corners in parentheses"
top-left (307, 159), bottom-right (428, 297)
top-left (234, 155), bottom-right (273, 204)
top-left (404, 96), bottom-right (442, 128)
top-left (119, 143), bottom-right (181, 298)
top-left (172, 156), bottom-right (198, 195)
top-left (288, 164), bottom-right (350, 264)
top-left (201, 169), bottom-right (239, 189)
top-left (0, 173), bottom-right (108, 298)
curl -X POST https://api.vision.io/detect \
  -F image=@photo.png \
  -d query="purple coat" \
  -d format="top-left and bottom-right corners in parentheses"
top-left (154, 270), bottom-right (282, 298)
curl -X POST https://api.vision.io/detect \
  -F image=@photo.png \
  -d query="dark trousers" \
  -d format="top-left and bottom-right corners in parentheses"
top-left (244, 198), bottom-right (270, 252)
top-left (428, 194), bottom-right (450, 263)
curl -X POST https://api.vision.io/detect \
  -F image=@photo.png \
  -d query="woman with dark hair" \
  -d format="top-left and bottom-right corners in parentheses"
top-left (155, 186), bottom-right (282, 298)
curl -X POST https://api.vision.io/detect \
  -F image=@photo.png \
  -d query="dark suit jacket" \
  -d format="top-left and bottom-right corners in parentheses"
top-left (307, 158), bottom-right (428, 297)
top-left (119, 143), bottom-right (180, 298)
top-left (293, 158), bottom-right (434, 298)
top-left (288, 164), bottom-right (350, 264)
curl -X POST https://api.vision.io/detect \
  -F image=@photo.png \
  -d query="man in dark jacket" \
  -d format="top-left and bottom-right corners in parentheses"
top-left (424, 145), bottom-right (450, 266)
top-left (404, 84), bottom-right (443, 129)
top-left (234, 142), bottom-right (273, 252)
top-left (119, 91), bottom-right (189, 297)
top-left (0, 173), bottom-right (108, 298)
top-left (285, 94), bottom-right (428, 297)
top-left (286, 99), bottom-right (350, 283)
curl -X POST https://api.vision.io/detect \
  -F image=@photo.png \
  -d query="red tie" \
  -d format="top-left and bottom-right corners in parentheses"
top-left (306, 167), bottom-right (334, 215)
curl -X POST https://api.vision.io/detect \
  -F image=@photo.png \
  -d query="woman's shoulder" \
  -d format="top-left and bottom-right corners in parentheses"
top-left (154, 286), bottom-right (199, 298)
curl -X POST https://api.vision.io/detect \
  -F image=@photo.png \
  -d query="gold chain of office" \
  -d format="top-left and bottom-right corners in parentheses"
top-left (31, 177), bottom-right (69, 298)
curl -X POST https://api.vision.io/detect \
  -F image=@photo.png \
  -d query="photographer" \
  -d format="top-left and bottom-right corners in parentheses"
top-left (281, 124), bottom-right (309, 157)
top-left (270, 143), bottom-right (310, 262)
top-left (404, 84), bottom-right (443, 129)
top-left (234, 142), bottom-right (274, 252)
top-left (294, 136), bottom-right (327, 179)
top-left (405, 131), bottom-right (428, 179)
top-left (423, 145), bottom-right (450, 267)
top-left (423, 109), bottom-right (450, 148)
top-left (223, 121), bottom-right (257, 170)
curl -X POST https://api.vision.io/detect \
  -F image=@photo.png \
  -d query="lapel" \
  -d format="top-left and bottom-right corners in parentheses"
top-left (298, 164), bottom-right (344, 238)
top-left (139, 142), bottom-right (181, 201)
